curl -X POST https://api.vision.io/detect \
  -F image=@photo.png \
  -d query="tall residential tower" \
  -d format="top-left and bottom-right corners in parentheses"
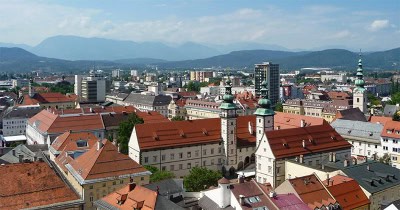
top-left (254, 62), bottom-right (279, 105)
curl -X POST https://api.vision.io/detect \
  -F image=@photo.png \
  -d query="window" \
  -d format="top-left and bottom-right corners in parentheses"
top-left (187, 163), bottom-right (191, 169)
top-left (195, 150), bottom-right (199, 157)
top-left (89, 185), bottom-right (93, 189)
top-left (162, 166), bottom-right (166, 171)
top-left (76, 140), bottom-right (88, 148)
top-left (211, 159), bottom-right (215, 165)
top-left (359, 142), bottom-right (361, 146)
top-left (258, 163), bottom-right (261, 170)
top-left (393, 148), bottom-right (398, 152)
top-left (276, 167), bottom-right (280, 174)
top-left (375, 145), bottom-right (378, 149)
top-left (179, 153), bottom-right (183, 158)
top-left (103, 183), bottom-right (106, 187)
top-left (203, 149), bottom-right (207, 155)
top-left (394, 140), bottom-right (399, 144)
top-left (90, 196), bottom-right (94, 202)
top-left (153, 156), bottom-right (157, 162)
top-left (231, 149), bottom-right (234, 154)
top-left (113, 181), bottom-right (116, 185)
top-left (141, 177), bottom-right (144, 181)
top-left (187, 152), bottom-right (191, 158)
top-left (119, 180), bottom-right (124, 184)
top-left (179, 164), bottom-right (183, 170)
top-left (218, 158), bottom-right (221, 164)
top-left (384, 146), bottom-right (388, 151)
top-left (161, 155), bottom-right (165, 161)
top-left (211, 148), bottom-right (214, 154)
top-left (170, 153), bottom-right (175, 160)
top-left (143, 156), bottom-right (148, 163)
top-left (203, 160), bottom-right (207, 166)
top-left (268, 166), bottom-right (272, 173)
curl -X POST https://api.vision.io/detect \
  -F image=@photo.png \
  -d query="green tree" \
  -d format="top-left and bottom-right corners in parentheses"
top-left (389, 92), bottom-right (400, 105)
top-left (171, 116), bottom-right (185, 121)
top-left (144, 165), bottom-right (175, 183)
top-left (379, 153), bottom-right (391, 165)
top-left (393, 111), bottom-right (400, 121)
top-left (117, 113), bottom-right (144, 154)
top-left (275, 102), bottom-right (283, 112)
top-left (367, 93), bottom-right (381, 106)
top-left (184, 167), bottom-right (222, 192)
top-left (186, 81), bottom-right (200, 92)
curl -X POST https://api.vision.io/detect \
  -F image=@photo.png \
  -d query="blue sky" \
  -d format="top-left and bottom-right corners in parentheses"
top-left (0, 0), bottom-right (399, 50)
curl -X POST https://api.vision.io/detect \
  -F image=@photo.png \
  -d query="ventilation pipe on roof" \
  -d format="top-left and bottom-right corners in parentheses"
top-left (269, 191), bottom-right (276, 198)
top-left (299, 155), bottom-right (304, 163)
top-left (19, 154), bottom-right (23, 163)
top-left (129, 181), bottom-right (136, 192)
top-left (332, 152), bottom-right (336, 162)
top-left (239, 195), bottom-right (245, 205)
top-left (329, 152), bottom-right (333, 162)
top-left (343, 159), bottom-right (348, 167)
top-left (97, 140), bottom-right (104, 151)
top-left (326, 174), bottom-right (330, 186)
top-left (302, 140), bottom-right (306, 148)
top-left (352, 158), bottom-right (357, 165)
top-left (367, 164), bottom-right (371, 171)
top-left (300, 119), bottom-right (305, 127)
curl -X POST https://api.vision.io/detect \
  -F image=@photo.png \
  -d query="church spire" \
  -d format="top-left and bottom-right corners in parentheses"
top-left (254, 80), bottom-right (275, 116)
top-left (219, 77), bottom-right (236, 110)
top-left (354, 51), bottom-right (365, 92)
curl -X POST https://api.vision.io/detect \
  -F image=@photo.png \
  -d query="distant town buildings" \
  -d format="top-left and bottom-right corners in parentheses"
top-left (190, 71), bottom-right (213, 82)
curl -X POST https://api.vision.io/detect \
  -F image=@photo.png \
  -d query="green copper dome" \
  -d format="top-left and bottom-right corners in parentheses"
top-left (354, 54), bottom-right (365, 93)
top-left (254, 80), bottom-right (275, 116)
top-left (220, 79), bottom-right (236, 110)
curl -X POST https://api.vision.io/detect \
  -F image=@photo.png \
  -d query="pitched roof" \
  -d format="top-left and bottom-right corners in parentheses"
top-left (50, 131), bottom-right (99, 152)
top-left (0, 144), bottom-right (47, 164)
top-left (368, 116), bottom-right (392, 125)
top-left (381, 120), bottom-right (400, 138)
top-left (52, 105), bottom-right (136, 115)
top-left (124, 93), bottom-right (172, 106)
top-left (135, 113), bottom-right (327, 150)
top-left (94, 182), bottom-right (185, 210)
top-left (270, 194), bottom-right (310, 210)
top-left (28, 109), bottom-right (104, 134)
top-left (2, 106), bottom-right (41, 119)
top-left (335, 108), bottom-right (367, 122)
top-left (288, 174), bottom-right (336, 209)
top-left (341, 161), bottom-right (400, 194)
top-left (331, 119), bottom-right (382, 143)
top-left (22, 92), bottom-right (76, 105)
top-left (237, 98), bottom-right (258, 109)
top-left (327, 91), bottom-right (351, 100)
top-left (324, 175), bottom-right (370, 209)
top-left (144, 179), bottom-right (183, 196)
top-left (67, 140), bottom-right (148, 182)
top-left (265, 123), bottom-right (351, 159)
top-left (0, 162), bottom-right (81, 210)
top-left (384, 104), bottom-right (399, 116)
top-left (101, 111), bottom-right (169, 127)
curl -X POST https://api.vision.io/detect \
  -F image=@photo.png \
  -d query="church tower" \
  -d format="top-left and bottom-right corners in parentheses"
top-left (28, 78), bottom-right (35, 98)
top-left (254, 80), bottom-right (275, 149)
top-left (219, 79), bottom-right (237, 171)
top-left (353, 54), bottom-right (367, 113)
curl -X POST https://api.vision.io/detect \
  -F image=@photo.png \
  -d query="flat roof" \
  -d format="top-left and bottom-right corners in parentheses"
top-left (3, 135), bottom-right (27, 142)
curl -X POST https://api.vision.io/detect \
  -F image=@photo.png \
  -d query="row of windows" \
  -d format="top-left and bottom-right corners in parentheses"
top-left (160, 159), bottom-right (224, 171)
top-left (144, 147), bottom-right (223, 163)
top-left (5, 120), bottom-right (26, 124)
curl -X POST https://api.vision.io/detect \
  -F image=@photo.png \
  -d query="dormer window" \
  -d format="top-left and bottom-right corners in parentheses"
top-left (76, 140), bottom-right (88, 148)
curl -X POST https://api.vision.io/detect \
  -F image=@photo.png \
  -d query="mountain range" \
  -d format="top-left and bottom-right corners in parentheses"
top-left (0, 45), bottom-right (399, 72)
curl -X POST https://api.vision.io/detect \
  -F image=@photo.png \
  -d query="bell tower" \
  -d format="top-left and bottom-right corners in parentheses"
top-left (353, 53), bottom-right (367, 113)
top-left (219, 79), bottom-right (237, 170)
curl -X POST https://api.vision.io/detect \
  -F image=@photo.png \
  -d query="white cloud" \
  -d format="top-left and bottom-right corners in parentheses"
top-left (328, 30), bottom-right (353, 39)
top-left (369, 19), bottom-right (390, 31)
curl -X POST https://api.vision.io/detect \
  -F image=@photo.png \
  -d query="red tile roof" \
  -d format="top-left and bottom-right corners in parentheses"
top-left (97, 183), bottom-right (157, 210)
top-left (324, 175), bottom-right (370, 209)
top-left (288, 174), bottom-right (336, 209)
top-left (265, 123), bottom-right (351, 159)
top-left (368, 116), bottom-right (392, 125)
top-left (51, 131), bottom-right (99, 152)
top-left (230, 180), bottom-right (278, 210)
top-left (237, 98), bottom-right (258, 109)
top-left (22, 92), bottom-right (76, 105)
top-left (0, 162), bottom-right (80, 210)
top-left (68, 140), bottom-right (148, 181)
top-left (136, 111), bottom-right (170, 124)
top-left (327, 91), bottom-right (350, 100)
top-left (52, 105), bottom-right (136, 115)
top-left (135, 113), bottom-right (327, 150)
top-left (175, 98), bottom-right (187, 107)
top-left (381, 120), bottom-right (400, 138)
top-left (28, 109), bottom-right (104, 134)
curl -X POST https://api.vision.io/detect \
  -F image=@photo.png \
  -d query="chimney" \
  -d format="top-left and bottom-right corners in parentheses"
top-left (332, 152), bottom-right (336, 162)
top-left (129, 181), bottom-right (136, 192)
top-left (248, 122), bottom-right (253, 134)
top-left (238, 174), bottom-right (245, 183)
top-left (300, 119), bottom-right (305, 127)
top-left (239, 195), bottom-right (245, 205)
top-left (276, 126), bottom-right (280, 130)
top-left (329, 152), bottom-right (333, 162)
top-left (12, 150), bottom-right (16, 157)
top-left (117, 143), bottom-right (121, 153)
top-left (352, 158), bottom-right (357, 165)
top-left (326, 174), bottom-right (330, 186)
top-left (321, 164), bottom-right (325, 170)
top-left (269, 191), bottom-right (276, 198)
top-left (299, 155), bottom-right (304, 163)
top-left (343, 159), bottom-right (348, 167)
top-left (156, 186), bottom-right (160, 194)
top-left (19, 154), bottom-right (23, 163)
top-left (302, 140), bottom-right (306, 148)
top-left (97, 140), bottom-right (104, 151)
top-left (367, 164), bottom-right (371, 171)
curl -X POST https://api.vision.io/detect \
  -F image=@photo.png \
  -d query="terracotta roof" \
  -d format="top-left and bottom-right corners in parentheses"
top-left (288, 174), bottom-right (336, 209)
top-left (218, 177), bottom-right (230, 184)
top-left (22, 92), bottom-right (76, 105)
top-left (368, 116), bottom-right (392, 125)
top-left (237, 98), bottom-right (258, 109)
top-left (327, 91), bottom-right (350, 100)
top-left (265, 123), bottom-right (351, 159)
top-left (50, 131), bottom-right (99, 152)
top-left (135, 113), bottom-right (327, 150)
top-left (52, 105), bottom-right (136, 115)
top-left (324, 175), bottom-right (370, 209)
top-left (381, 120), bottom-right (400, 138)
top-left (135, 111), bottom-right (170, 124)
top-left (96, 183), bottom-right (158, 210)
top-left (101, 111), bottom-right (168, 127)
top-left (175, 98), bottom-right (187, 107)
top-left (230, 180), bottom-right (278, 210)
top-left (0, 162), bottom-right (81, 210)
top-left (67, 140), bottom-right (148, 181)
top-left (28, 109), bottom-right (104, 134)
top-left (178, 91), bottom-right (198, 98)
top-left (271, 194), bottom-right (310, 210)
top-left (335, 108), bottom-right (367, 122)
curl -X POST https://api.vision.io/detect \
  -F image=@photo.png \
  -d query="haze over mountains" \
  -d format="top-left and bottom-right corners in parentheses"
top-left (0, 35), bottom-right (399, 72)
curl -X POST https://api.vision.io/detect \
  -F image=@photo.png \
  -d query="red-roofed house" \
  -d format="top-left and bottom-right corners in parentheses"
top-left (57, 139), bottom-right (151, 209)
top-left (380, 120), bottom-right (400, 168)
top-left (323, 175), bottom-right (370, 210)
top-left (0, 162), bottom-right (84, 210)
top-left (276, 174), bottom-right (340, 210)
top-left (21, 92), bottom-right (78, 109)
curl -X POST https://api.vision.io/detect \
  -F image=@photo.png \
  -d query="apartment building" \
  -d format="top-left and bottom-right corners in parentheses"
top-left (190, 71), bottom-right (213, 82)
top-left (123, 93), bottom-right (172, 117)
top-left (381, 121), bottom-right (400, 168)
top-left (2, 105), bottom-right (40, 136)
top-left (75, 71), bottom-right (107, 102)
top-left (254, 62), bottom-right (279, 105)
